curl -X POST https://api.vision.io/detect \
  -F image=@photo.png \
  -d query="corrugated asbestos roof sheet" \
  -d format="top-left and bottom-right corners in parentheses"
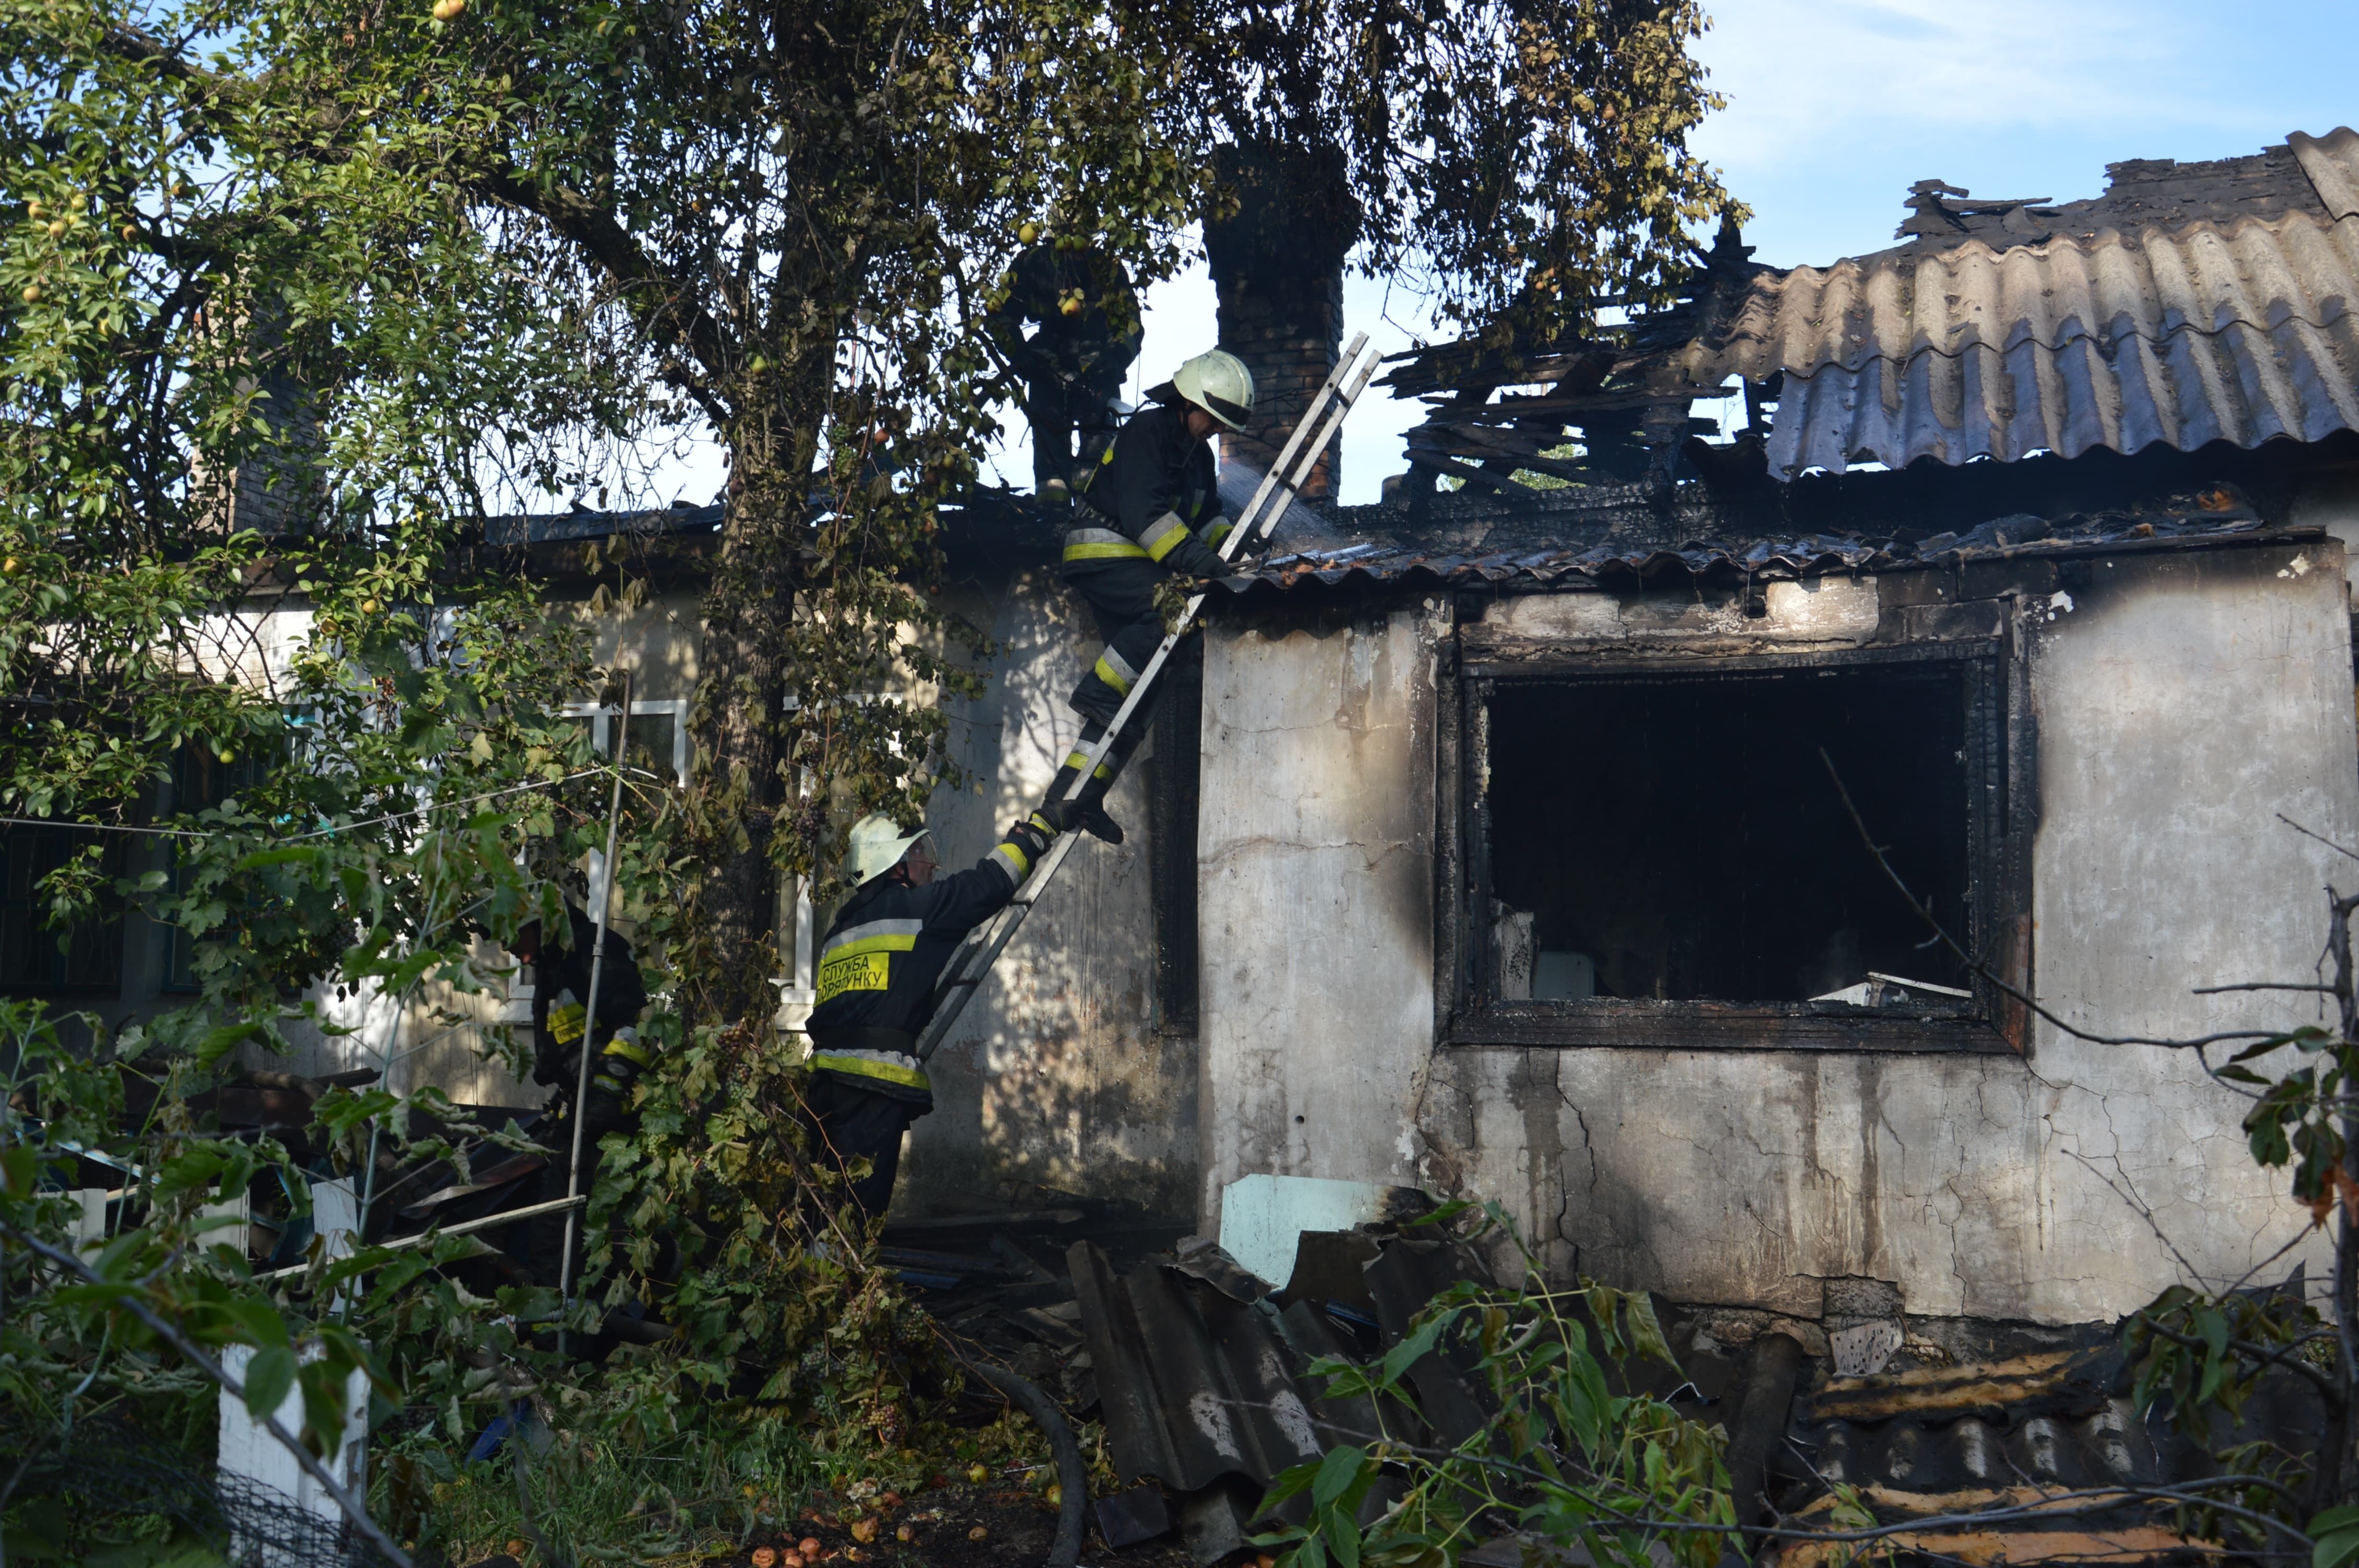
top-left (1065, 1227), bottom-right (2304, 1568)
top-left (1698, 204), bottom-right (2359, 479)
top-left (1686, 129), bottom-right (2359, 480)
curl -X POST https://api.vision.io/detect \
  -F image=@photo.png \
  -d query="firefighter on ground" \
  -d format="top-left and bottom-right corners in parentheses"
top-left (800, 804), bottom-right (1074, 1216)
top-left (1044, 347), bottom-right (1254, 843)
top-left (508, 902), bottom-right (654, 1292)
top-left (983, 239), bottom-right (1143, 499)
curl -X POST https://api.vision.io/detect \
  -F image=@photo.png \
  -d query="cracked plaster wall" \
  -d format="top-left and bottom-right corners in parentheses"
top-left (1196, 544), bottom-right (2358, 1325)
top-left (1197, 603), bottom-right (1447, 1228)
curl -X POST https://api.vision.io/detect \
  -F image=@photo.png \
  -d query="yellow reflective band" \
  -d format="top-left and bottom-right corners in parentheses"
top-left (1092, 655), bottom-right (1134, 696)
top-left (1063, 526), bottom-right (1147, 562)
top-left (810, 1051), bottom-right (932, 1092)
top-left (592, 1074), bottom-right (627, 1094)
top-left (1027, 811), bottom-right (1059, 837)
top-left (823, 932), bottom-right (918, 960)
top-left (990, 841), bottom-right (1031, 882)
top-left (816, 950), bottom-right (892, 1004)
top-left (1063, 539), bottom-right (1149, 562)
top-left (601, 1034), bottom-right (654, 1068)
top-left (1063, 748), bottom-right (1114, 780)
top-left (548, 1001), bottom-right (586, 1045)
top-left (1205, 517), bottom-right (1235, 550)
top-left (1140, 512), bottom-right (1191, 562)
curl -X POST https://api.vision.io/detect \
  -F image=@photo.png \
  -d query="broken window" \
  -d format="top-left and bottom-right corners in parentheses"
top-left (1453, 647), bottom-right (2024, 1051)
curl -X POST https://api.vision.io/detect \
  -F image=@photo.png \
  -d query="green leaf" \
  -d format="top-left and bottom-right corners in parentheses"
top-left (2316, 1525), bottom-right (2359, 1568)
top-left (1311, 1445), bottom-right (1366, 1510)
top-left (2195, 1307), bottom-right (2229, 1362)
top-left (1261, 1459), bottom-right (1320, 1510)
top-left (195, 1021), bottom-right (265, 1064)
top-left (243, 1344), bottom-right (297, 1419)
top-left (1623, 1290), bottom-right (1676, 1367)
top-left (2309, 1507), bottom-right (2359, 1538)
top-left (1378, 1316), bottom-right (1446, 1387)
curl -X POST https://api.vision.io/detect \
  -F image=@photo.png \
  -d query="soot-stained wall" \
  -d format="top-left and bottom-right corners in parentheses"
top-left (1196, 538), bottom-right (2357, 1324)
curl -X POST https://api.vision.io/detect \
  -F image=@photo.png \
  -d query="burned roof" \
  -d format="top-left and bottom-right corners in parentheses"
top-left (1211, 484), bottom-right (2286, 598)
top-left (1385, 129), bottom-right (2359, 490)
top-left (1882, 131), bottom-right (2355, 252)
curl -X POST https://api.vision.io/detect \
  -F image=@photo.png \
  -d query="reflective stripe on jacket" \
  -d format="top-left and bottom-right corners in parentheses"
top-left (808, 1043), bottom-right (933, 1103)
top-left (1064, 403), bottom-right (1229, 579)
top-left (804, 818), bottom-right (1058, 1089)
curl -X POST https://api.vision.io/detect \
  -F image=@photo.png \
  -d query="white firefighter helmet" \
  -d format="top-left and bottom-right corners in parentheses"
top-left (1171, 348), bottom-right (1255, 432)
top-left (845, 813), bottom-right (931, 885)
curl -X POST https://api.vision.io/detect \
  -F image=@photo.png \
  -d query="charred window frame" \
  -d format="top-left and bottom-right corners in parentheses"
top-left (1438, 635), bottom-right (2034, 1054)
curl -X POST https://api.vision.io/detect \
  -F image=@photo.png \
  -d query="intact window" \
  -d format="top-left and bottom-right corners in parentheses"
top-left (1455, 646), bottom-right (2023, 1052)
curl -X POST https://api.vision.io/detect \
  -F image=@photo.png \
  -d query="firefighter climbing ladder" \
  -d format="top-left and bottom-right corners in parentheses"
top-left (913, 333), bottom-right (1384, 1062)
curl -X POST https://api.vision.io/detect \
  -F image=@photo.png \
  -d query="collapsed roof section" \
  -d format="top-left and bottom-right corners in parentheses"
top-left (1388, 129), bottom-right (2359, 489)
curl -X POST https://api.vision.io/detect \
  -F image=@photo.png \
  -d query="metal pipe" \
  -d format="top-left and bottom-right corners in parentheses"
top-left (254, 1193), bottom-right (587, 1282)
top-left (557, 670), bottom-right (631, 1356)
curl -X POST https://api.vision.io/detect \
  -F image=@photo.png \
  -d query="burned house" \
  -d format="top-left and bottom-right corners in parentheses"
top-left (906, 124), bottom-right (2359, 1339)
top-left (23, 128), bottom-right (2359, 1355)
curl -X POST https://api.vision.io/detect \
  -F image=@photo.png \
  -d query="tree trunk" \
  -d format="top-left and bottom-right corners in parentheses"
top-left (689, 350), bottom-right (833, 1026)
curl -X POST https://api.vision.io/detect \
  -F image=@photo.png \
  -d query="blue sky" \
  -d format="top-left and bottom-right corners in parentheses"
top-left (1094, 0), bottom-right (2359, 506)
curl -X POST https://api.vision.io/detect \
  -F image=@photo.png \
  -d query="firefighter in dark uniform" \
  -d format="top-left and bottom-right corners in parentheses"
top-left (1043, 348), bottom-right (1255, 843)
top-left (800, 805), bottom-right (1072, 1216)
top-left (983, 240), bottom-right (1142, 498)
top-left (509, 902), bottom-right (653, 1291)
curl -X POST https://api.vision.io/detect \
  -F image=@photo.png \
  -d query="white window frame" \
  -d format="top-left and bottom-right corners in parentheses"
top-left (562, 697), bottom-right (692, 786)
top-left (560, 698), bottom-right (818, 1016)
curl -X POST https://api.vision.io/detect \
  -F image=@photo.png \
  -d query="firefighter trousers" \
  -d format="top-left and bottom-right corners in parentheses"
top-left (1062, 558), bottom-right (1167, 729)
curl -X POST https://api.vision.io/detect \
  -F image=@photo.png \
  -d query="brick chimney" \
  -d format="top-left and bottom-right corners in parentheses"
top-left (1203, 143), bottom-right (1359, 501)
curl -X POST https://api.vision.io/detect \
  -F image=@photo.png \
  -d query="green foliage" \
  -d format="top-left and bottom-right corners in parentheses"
top-left (3, 0), bottom-right (1748, 1554)
top-left (1192, 0), bottom-right (1739, 336)
top-left (1256, 1202), bottom-right (1731, 1568)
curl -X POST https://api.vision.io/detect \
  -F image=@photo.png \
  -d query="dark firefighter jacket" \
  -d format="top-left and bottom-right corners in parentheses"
top-left (1064, 402), bottom-right (1232, 580)
top-left (530, 904), bottom-right (649, 1095)
top-left (984, 245), bottom-right (1142, 385)
top-left (805, 818), bottom-right (1055, 1110)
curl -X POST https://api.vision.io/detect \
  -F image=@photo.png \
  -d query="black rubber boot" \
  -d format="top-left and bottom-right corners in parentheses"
top-left (1043, 725), bottom-right (1128, 844)
top-left (1071, 725), bottom-right (1145, 844)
